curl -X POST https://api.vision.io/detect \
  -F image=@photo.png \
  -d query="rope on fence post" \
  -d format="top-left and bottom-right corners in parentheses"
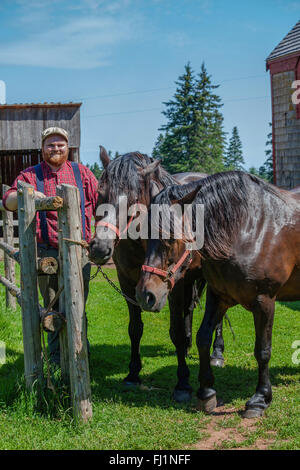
top-left (17, 181), bottom-right (43, 390)
top-left (57, 184), bottom-right (92, 422)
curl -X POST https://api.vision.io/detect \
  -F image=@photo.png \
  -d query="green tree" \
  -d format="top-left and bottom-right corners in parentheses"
top-left (224, 126), bottom-right (245, 170)
top-left (153, 63), bottom-right (226, 174)
top-left (157, 63), bottom-right (196, 172)
top-left (191, 63), bottom-right (226, 173)
top-left (86, 162), bottom-right (102, 179)
top-left (262, 122), bottom-right (274, 183)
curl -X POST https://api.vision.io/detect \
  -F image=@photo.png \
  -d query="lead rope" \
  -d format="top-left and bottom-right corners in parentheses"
top-left (97, 265), bottom-right (140, 307)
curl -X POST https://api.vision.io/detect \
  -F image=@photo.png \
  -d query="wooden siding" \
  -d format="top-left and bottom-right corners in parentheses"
top-left (272, 70), bottom-right (300, 189)
top-left (0, 104), bottom-right (81, 151)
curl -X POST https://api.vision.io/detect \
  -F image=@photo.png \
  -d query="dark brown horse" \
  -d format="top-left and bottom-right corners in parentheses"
top-left (136, 171), bottom-right (300, 417)
top-left (89, 148), bottom-right (224, 402)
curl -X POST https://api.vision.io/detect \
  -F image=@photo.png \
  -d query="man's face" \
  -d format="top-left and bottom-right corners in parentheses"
top-left (42, 134), bottom-right (69, 168)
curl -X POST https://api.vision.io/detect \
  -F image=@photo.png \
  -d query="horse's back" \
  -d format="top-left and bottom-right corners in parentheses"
top-left (174, 172), bottom-right (208, 184)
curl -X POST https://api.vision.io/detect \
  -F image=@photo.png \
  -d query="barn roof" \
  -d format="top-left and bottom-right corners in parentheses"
top-left (0, 102), bottom-right (81, 109)
top-left (266, 20), bottom-right (300, 63)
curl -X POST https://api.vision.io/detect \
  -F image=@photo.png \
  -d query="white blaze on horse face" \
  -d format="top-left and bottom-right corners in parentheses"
top-left (184, 203), bottom-right (204, 250)
top-left (95, 203), bottom-right (117, 239)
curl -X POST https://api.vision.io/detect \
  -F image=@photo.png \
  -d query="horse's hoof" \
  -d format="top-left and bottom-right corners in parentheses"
top-left (197, 394), bottom-right (217, 413)
top-left (243, 408), bottom-right (265, 419)
top-left (173, 389), bottom-right (192, 403)
top-left (122, 379), bottom-right (140, 390)
top-left (210, 357), bottom-right (224, 368)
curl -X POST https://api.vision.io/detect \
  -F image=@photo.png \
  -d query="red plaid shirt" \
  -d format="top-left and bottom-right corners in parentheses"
top-left (3, 160), bottom-right (99, 249)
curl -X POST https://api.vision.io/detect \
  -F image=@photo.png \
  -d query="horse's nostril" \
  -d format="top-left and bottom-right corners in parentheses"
top-left (146, 291), bottom-right (156, 308)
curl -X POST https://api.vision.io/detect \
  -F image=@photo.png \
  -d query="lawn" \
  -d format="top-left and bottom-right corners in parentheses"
top-left (0, 264), bottom-right (299, 450)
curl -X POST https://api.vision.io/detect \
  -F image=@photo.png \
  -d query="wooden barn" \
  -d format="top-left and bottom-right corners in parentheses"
top-left (266, 20), bottom-right (300, 189)
top-left (0, 102), bottom-right (82, 197)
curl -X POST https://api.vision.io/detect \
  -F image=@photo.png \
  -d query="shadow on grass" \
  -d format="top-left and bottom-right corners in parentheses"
top-left (88, 343), bottom-right (300, 412)
top-left (1, 342), bottom-right (299, 416)
top-left (279, 301), bottom-right (300, 312)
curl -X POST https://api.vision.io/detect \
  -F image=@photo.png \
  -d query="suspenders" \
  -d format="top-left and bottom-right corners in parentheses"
top-left (34, 162), bottom-right (86, 244)
top-left (71, 162), bottom-right (86, 241)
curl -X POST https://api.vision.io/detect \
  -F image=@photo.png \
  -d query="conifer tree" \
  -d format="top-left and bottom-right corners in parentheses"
top-left (153, 63), bottom-right (226, 174)
top-left (262, 123), bottom-right (274, 183)
top-left (191, 63), bottom-right (226, 173)
top-left (224, 126), bottom-right (245, 170)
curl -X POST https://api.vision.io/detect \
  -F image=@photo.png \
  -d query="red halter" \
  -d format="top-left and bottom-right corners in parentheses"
top-left (141, 249), bottom-right (192, 290)
top-left (94, 203), bottom-right (146, 244)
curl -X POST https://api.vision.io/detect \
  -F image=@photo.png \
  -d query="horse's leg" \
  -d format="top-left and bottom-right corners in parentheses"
top-left (184, 279), bottom-right (207, 356)
top-left (169, 280), bottom-right (192, 402)
top-left (117, 274), bottom-right (144, 387)
top-left (196, 286), bottom-right (226, 413)
top-left (183, 281), bottom-right (196, 355)
top-left (210, 320), bottom-right (225, 368)
top-left (123, 301), bottom-right (144, 387)
top-left (244, 295), bottom-right (274, 418)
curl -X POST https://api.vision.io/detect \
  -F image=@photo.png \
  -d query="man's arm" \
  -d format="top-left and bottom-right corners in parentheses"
top-left (4, 190), bottom-right (46, 211)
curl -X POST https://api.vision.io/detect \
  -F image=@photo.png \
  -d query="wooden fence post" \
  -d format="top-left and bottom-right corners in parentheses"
top-left (17, 181), bottom-right (43, 389)
top-left (57, 213), bottom-right (69, 386)
top-left (57, 184), bottom-right (92, 421)
top-left (2, 184), bottom-right (16, 310)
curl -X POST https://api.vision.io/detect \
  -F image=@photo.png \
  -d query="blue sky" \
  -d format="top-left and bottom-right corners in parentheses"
top-left (0, 0), bottom-right (299, 169)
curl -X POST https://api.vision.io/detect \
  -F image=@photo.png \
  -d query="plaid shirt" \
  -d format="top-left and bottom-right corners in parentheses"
top-left (3, 160), bottom-right (99, 249)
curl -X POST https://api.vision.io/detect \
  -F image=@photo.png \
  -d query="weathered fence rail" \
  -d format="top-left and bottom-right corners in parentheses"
top-left (0, 182), bottom-right (92, 422)
top-left (0, 184), bottom-right (17, 310)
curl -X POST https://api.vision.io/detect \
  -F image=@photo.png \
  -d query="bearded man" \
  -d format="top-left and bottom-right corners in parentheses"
top-left (3, 127), bottom-right (99, 366)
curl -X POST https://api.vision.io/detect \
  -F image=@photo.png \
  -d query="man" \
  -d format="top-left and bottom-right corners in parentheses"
top-left (3, 127), bottom-right (99, 365)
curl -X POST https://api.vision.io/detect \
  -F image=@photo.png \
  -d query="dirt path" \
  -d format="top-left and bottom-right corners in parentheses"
top-left (190, 405), bottom-right (276, 450)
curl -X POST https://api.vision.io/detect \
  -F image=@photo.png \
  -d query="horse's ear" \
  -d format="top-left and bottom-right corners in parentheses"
top-left (170, 186), bottom-right (200, 206)
top-left (99, 146), bottom-right (110, 168)
top-left (138, 159), bottom-right (160, 177)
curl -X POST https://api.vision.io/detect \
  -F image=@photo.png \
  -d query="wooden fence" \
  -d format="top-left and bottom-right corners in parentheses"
top-left (0, 182), bottom-right (92, 422)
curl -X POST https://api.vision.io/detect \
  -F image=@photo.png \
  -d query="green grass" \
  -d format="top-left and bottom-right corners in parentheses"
top-left (0, 264), bottom-right (299, 450)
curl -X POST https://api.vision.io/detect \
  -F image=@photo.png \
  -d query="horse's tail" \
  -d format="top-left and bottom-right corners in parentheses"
top-left (224, 313), bottom-right (235, 341)
top-left (192, 278), bottom-right (207, 309)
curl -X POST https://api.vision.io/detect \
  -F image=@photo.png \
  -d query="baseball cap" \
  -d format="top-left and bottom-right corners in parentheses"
top-left (41, 127), bottom-right (69, 144)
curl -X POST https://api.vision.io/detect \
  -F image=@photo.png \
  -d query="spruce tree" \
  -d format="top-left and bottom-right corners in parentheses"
top-left (263, 123), bottom-right (274, 183)
top-left (191, 63), bottom-right (226, 173)
top-left (224, 126), bottom-right (245, 170)
top-left (88, 162), bottom-right (102, 179)
top-left (158, 63), bottom-right (196, 172)
top-left (153, 63), bottom-right (226, 174)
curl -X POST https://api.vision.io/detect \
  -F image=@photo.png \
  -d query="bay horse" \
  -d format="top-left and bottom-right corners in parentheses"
top-left (89, 148), bottom-right (225, 402)
top-left (135, 171), bottom-right (300, 417)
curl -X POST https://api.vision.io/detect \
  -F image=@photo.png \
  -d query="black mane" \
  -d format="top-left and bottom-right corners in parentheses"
top-left (153, 171), bottom-right (286, 259)
top-left (99, 152), bottom-right (178, 205)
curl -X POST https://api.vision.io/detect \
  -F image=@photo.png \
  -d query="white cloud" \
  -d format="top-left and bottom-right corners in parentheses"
top-left (0, 11), bottom-right (135, 69)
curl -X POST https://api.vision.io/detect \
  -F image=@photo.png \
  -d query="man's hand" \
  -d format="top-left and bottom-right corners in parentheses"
top-left (5, 190), bottom-right (46, 211)
top-left (34, 191), bottom-right (46, 199)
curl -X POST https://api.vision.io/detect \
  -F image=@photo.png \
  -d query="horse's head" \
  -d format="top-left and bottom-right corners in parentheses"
top-left (89, 146), bottom-right (163, 265)
top-left (135, 184), bottom-right (203, 312)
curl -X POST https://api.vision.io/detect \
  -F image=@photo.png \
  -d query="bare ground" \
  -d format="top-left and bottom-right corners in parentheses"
top-left (189, 405), bottom-right (277, 450)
